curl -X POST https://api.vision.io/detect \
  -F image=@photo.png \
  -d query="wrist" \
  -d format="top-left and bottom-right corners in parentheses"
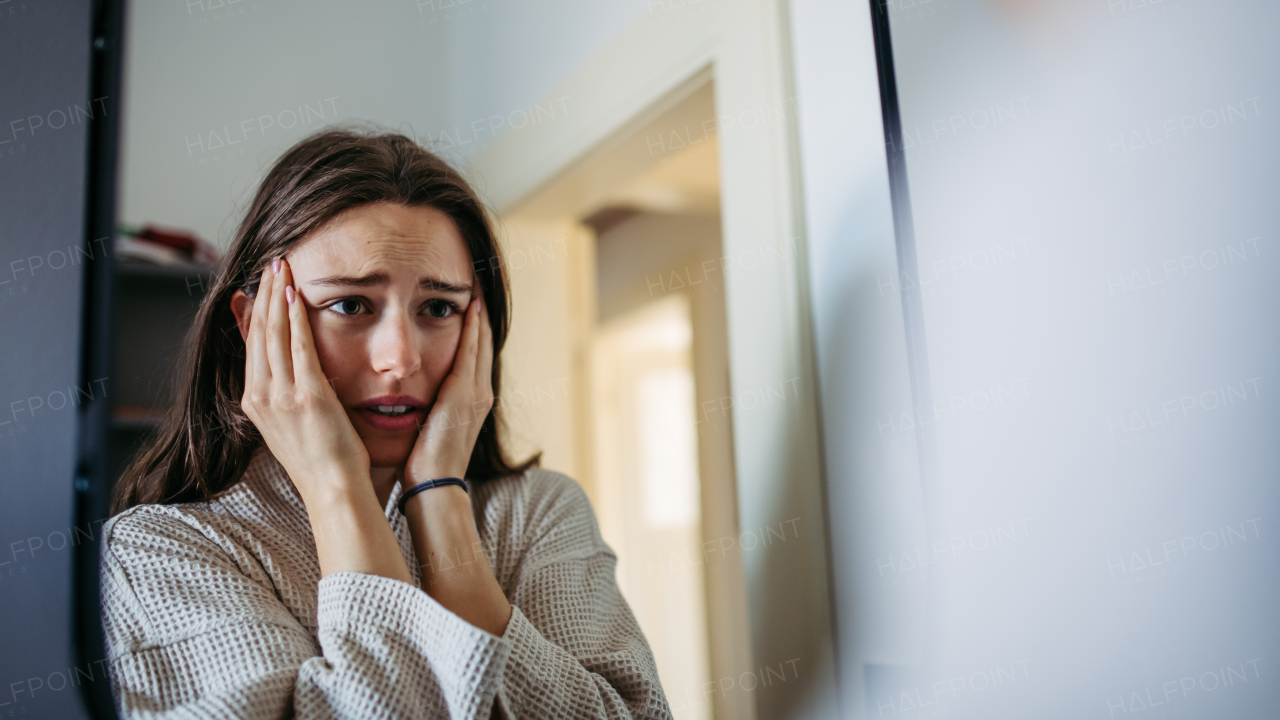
top-left (406, 463), bottom-right (467, 487)
top-left (300, 471), bottom-right (373, 512)
top-left (402, 483), bottom-right (471, 514)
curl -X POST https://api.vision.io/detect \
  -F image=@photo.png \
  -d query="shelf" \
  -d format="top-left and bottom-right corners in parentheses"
top-left (116, 259), bottom-right (214, 285)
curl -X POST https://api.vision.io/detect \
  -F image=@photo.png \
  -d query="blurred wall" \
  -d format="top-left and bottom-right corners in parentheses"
top-left (0, 1), bottom-right (99, 718)
top-left (793, 0), bottom-right (1280, 718)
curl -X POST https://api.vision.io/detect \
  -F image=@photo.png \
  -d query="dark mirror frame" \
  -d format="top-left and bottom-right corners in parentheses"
top-left (75, 0), bottom-right (125, 717)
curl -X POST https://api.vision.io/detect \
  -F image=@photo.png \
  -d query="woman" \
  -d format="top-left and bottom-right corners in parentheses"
top-left (101, 127), bottom-right (673, 719)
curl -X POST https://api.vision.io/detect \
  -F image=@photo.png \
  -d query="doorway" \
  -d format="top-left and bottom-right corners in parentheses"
top-left (495, 76), bottom-right (753, 719)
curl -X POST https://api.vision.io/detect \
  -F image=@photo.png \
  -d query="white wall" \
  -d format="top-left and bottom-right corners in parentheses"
top-left (438, 1), bottom-right (646, 150)
top-left (118, 0), bottom-right (644, 248)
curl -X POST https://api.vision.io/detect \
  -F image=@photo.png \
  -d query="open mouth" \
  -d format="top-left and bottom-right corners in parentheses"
top-left (357, 396), bottom-right (429, 431)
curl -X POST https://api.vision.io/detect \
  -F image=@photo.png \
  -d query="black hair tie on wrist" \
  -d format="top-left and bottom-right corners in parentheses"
top-left (397, 477), bottom-right (469, 516)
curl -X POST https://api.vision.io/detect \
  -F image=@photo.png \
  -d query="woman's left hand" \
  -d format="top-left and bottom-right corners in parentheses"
top-left (402, 291), bottom-right (511, 636)
top-left (405, 291), bottom-right (494, 484)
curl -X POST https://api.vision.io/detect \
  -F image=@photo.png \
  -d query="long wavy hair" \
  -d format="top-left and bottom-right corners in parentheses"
top-left (111, 126), bottom-right (540, 514)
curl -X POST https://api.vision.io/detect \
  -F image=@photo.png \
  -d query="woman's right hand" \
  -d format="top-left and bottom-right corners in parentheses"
top-left (240, 257), bottom-right (371, 504)
top-left (240, 257), bottom-right (413, 584)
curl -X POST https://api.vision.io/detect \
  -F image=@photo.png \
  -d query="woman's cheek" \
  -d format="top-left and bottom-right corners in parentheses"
top-left (414, 324), bottom-right (456, 379)
top-left (423, 347), bottom-right (455, 385)
top-left (309, 318), bottom-right (360, 398)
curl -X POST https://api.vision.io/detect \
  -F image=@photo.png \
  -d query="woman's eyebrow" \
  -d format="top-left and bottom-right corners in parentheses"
top-left (305, 272), bottom-right (471, 295)
top-left (307, 271), bottom-right (390, 288)
top-left (420, 277), bottom-right (473, 294)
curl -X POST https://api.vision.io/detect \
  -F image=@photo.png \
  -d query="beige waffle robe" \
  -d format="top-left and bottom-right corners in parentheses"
top-left (100, 448), bottom-right (673, 719)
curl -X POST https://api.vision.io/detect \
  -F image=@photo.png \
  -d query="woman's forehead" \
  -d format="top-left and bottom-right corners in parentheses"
top-left (288, 203), bottom-right (472, 278)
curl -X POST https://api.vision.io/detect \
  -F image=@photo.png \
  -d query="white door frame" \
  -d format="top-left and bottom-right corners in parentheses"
top-left (465, 3), bottom-right (838, 718)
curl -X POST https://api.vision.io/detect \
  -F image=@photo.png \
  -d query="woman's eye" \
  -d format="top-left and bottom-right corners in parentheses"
top-left (423, 299), bottom-right (458, 319)
top-left (329, 298), bottom-right (365, 316)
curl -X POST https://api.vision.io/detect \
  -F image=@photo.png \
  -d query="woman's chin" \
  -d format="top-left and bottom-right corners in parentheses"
top-left (364, 439), bottom-right (415, 470)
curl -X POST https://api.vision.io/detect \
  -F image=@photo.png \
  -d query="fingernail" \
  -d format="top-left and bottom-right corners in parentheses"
top-left (286, 286), bottom-right (295, 305)
top-left (272, 258), bottom-right (281, 274)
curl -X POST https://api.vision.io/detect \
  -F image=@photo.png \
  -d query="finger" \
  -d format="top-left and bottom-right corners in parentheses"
top-left (286, 272), bottom-right (331, 402)
top-left (453, 295), bottom-right (481, 382)
top-left (247, 261), bottom-right (274, 386)
top-left (475, 293), bottom-right (493, 388)
top-left (267, 258), bottom-right (295, 388)
top-left (474, 295), bottom-right (495, 429)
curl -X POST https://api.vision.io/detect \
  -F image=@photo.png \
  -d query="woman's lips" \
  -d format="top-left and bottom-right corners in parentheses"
top-left (356, 406), bottom-right (428, 432)
top-left (354, 396), bottom-right (429, 432)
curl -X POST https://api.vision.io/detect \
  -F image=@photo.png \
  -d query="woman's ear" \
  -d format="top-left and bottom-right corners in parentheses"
top-left (230, 289), bottom-right (253, 342)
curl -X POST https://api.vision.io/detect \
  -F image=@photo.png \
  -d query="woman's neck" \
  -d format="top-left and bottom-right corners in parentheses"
top-left (370, 466), bottom-right (401, 511)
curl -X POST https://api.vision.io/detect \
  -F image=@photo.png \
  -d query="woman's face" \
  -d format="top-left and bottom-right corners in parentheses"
top-left (244, 201), bottom-right (478, 469)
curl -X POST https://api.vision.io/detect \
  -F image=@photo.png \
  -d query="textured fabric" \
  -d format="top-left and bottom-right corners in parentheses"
top-left (100, 448), bottom-right (673, 719)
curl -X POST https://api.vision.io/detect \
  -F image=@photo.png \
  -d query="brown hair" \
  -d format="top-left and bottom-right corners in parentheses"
top-left (111, 126), bottom-right (539, 515)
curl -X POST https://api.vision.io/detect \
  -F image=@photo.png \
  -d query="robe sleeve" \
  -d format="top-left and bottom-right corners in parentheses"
top-left (101, 507), bottom-right (511, 719)
top-left (489, 475), bottom-right (673, 719)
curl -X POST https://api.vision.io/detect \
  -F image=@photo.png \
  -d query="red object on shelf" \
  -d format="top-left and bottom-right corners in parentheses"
top-left (131, 224), bottom-right (219, 264)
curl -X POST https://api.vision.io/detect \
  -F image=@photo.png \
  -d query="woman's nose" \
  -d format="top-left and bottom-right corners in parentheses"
top-left (369, 314), bottom-right (421, 379)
